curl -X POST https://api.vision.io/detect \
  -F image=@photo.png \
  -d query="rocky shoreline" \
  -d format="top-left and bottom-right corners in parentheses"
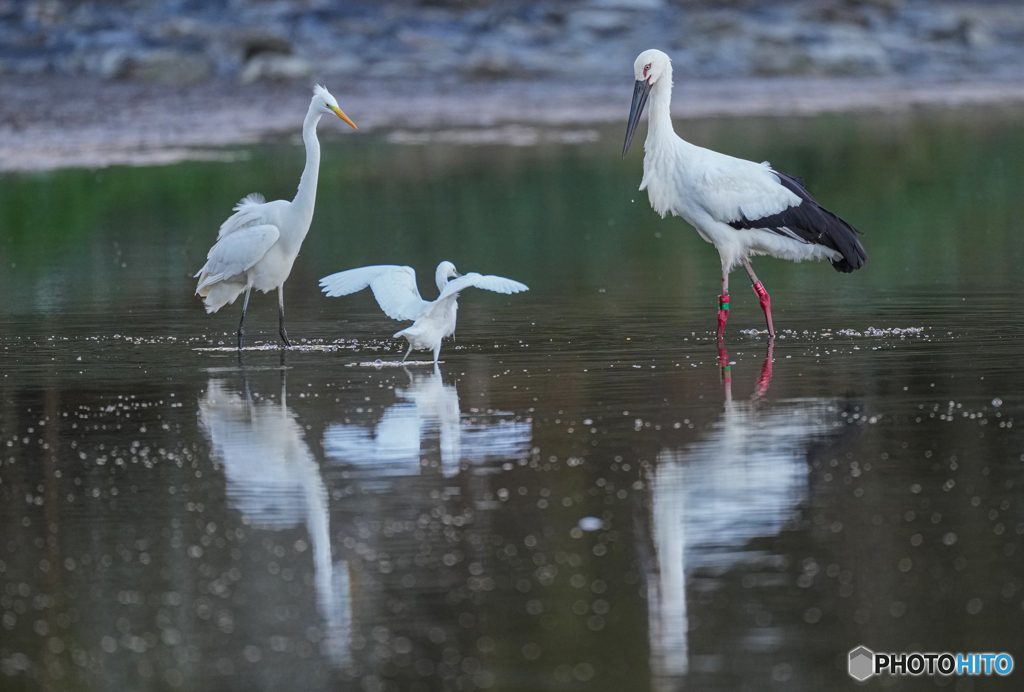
top-left (2, 0), bottom-right (1024, 172)
top-left (3, 72), bottom-right (1024, 172)
top-left (2, 1), bottom-right (1023, 84)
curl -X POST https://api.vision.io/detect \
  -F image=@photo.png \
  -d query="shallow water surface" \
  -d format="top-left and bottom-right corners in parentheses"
top-left (2, 112), bottom-right (1024, 691)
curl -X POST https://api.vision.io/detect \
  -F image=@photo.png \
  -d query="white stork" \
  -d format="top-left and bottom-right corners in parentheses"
top-left (622, 49), bottom-right (866, 338)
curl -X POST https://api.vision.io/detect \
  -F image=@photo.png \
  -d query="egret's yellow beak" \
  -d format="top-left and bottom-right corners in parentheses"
top-left (330, 105), bottom-right (357, 130)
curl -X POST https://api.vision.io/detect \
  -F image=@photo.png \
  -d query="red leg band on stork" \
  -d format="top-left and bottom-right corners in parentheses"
top-left (716, 294), bottom-right (729, 338)
top-left (751, 281), bottom-right (775, 337)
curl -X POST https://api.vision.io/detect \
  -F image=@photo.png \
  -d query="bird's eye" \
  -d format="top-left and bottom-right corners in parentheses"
top-left (644, 63), bottom-right (651, 74)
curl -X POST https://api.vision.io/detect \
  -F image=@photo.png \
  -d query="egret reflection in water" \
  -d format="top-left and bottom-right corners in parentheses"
top-left (323, 365), bottom-right (532, 481)
top-left (645, 345), bottom-right (844, 681)
top-left (199, 376), bottom-right (352, 666)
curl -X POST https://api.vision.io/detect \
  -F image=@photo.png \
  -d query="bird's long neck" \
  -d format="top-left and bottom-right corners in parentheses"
top-left (435, 268), bottom-right (449, 293)
top-left (292, 105), bottom-right (323, 231)
top-left (646, 76), bottom-right (677, 147)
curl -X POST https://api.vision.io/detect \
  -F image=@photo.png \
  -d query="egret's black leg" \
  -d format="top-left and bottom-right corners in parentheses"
top-left (238, 286), bottom-right (252, 350)
top-left (278, 285), bottom-right (292, 348)
top-left (742, 259), bottom-right (775, 338)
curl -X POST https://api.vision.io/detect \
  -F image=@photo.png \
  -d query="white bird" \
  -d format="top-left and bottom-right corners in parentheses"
top-left (319, 261), bottom-right (528, 363)
top-left (195, 85), bottom-right (357, 349)
top-left (623, 49), bottom-right (866, 339)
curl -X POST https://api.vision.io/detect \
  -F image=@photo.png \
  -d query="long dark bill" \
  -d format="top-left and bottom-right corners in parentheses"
top-left (622, 78), bottom-right (652, 158)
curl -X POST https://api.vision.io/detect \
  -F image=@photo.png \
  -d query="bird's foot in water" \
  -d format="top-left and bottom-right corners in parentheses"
top-left (280, 331), bottom-right (292, 348)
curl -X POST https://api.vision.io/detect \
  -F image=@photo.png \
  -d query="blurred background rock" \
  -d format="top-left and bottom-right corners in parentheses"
top-left (0, 0), bottom-right (1021, 86)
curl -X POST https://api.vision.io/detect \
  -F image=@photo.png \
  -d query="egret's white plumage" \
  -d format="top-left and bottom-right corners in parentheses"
top-left (623, 49), bottom-right (865, 336)
top-left (195, 85), bottom-right (356, 348)
top-left (319, 261), bottom-right (528, 363)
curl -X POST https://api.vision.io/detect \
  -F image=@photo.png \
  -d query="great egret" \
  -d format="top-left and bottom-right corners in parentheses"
top-left (195, 85), bottom-right (357, 349)
top-left (623, 49), bottom-right (866, 338)
top-left (319, 261), bottom-right (528, 363)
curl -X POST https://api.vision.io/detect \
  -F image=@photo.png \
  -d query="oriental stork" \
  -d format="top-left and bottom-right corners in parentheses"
top-left (622, 49), bottom-right (866, 338)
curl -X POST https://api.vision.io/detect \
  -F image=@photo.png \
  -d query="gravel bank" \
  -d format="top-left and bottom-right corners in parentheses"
top-left (2, 72), bottom-right (1024, 172)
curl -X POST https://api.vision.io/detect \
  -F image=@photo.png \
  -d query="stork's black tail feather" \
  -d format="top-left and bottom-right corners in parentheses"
top-left (773, 171), bottom-right (866, 273)
top-left (727, 169), bottom-right (869, 273)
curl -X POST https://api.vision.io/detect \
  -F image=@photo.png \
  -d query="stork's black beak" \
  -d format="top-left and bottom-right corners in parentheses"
top-left (622, 79), bottom-right (652, 158)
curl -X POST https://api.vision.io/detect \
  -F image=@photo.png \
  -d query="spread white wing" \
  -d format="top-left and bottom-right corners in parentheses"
top-left (195, 224), bottom-right (280, 292)
top-left (319, 265), bottom-right (430, 321)
top-left (437, 273), bottom-right (529, 302)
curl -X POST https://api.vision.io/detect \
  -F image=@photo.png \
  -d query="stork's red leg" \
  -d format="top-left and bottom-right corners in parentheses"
top-left (716, 270), bottom-right (730, 339)
top-left (742, 259), bottom-right (775, 338)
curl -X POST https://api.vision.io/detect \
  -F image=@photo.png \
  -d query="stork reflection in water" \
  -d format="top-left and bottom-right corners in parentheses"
top-left (199, 375), bottom-right (351, 666)
top-left (643, 345), bottom-right (841, 682)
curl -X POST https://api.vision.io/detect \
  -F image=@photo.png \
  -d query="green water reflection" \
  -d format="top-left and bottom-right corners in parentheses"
top-left (1, 110), bottom-right (1023, 692)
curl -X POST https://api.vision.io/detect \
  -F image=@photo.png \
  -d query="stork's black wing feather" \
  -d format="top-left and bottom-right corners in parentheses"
top-left (727, 171), bottom-right (867, 273)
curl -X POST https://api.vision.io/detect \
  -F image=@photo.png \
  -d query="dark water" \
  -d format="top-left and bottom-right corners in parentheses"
top-left (2, 110), bottom-right (1024, 691)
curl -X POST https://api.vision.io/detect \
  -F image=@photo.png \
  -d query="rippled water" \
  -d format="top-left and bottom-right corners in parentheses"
top-left (2, 110), bottom-right (1024, 691)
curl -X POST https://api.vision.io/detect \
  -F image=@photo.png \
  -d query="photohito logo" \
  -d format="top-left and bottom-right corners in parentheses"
top-left (848, 647), bottom-right (1014, 680)
top-left (848, 647), bottom-right (874, 681)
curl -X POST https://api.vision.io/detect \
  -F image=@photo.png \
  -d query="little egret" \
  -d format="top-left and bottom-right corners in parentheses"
top-left (623, 49), bottom-right (866, 338)
top-left (319, 261), bottom-right (528, 363)
top-left (195, 85), bottom-right (357, 349)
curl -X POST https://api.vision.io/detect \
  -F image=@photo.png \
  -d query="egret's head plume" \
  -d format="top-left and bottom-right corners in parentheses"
top-left (312, 84), bottom-right (357, 130)
top-left (633, 49), bottom-right (672, 87)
